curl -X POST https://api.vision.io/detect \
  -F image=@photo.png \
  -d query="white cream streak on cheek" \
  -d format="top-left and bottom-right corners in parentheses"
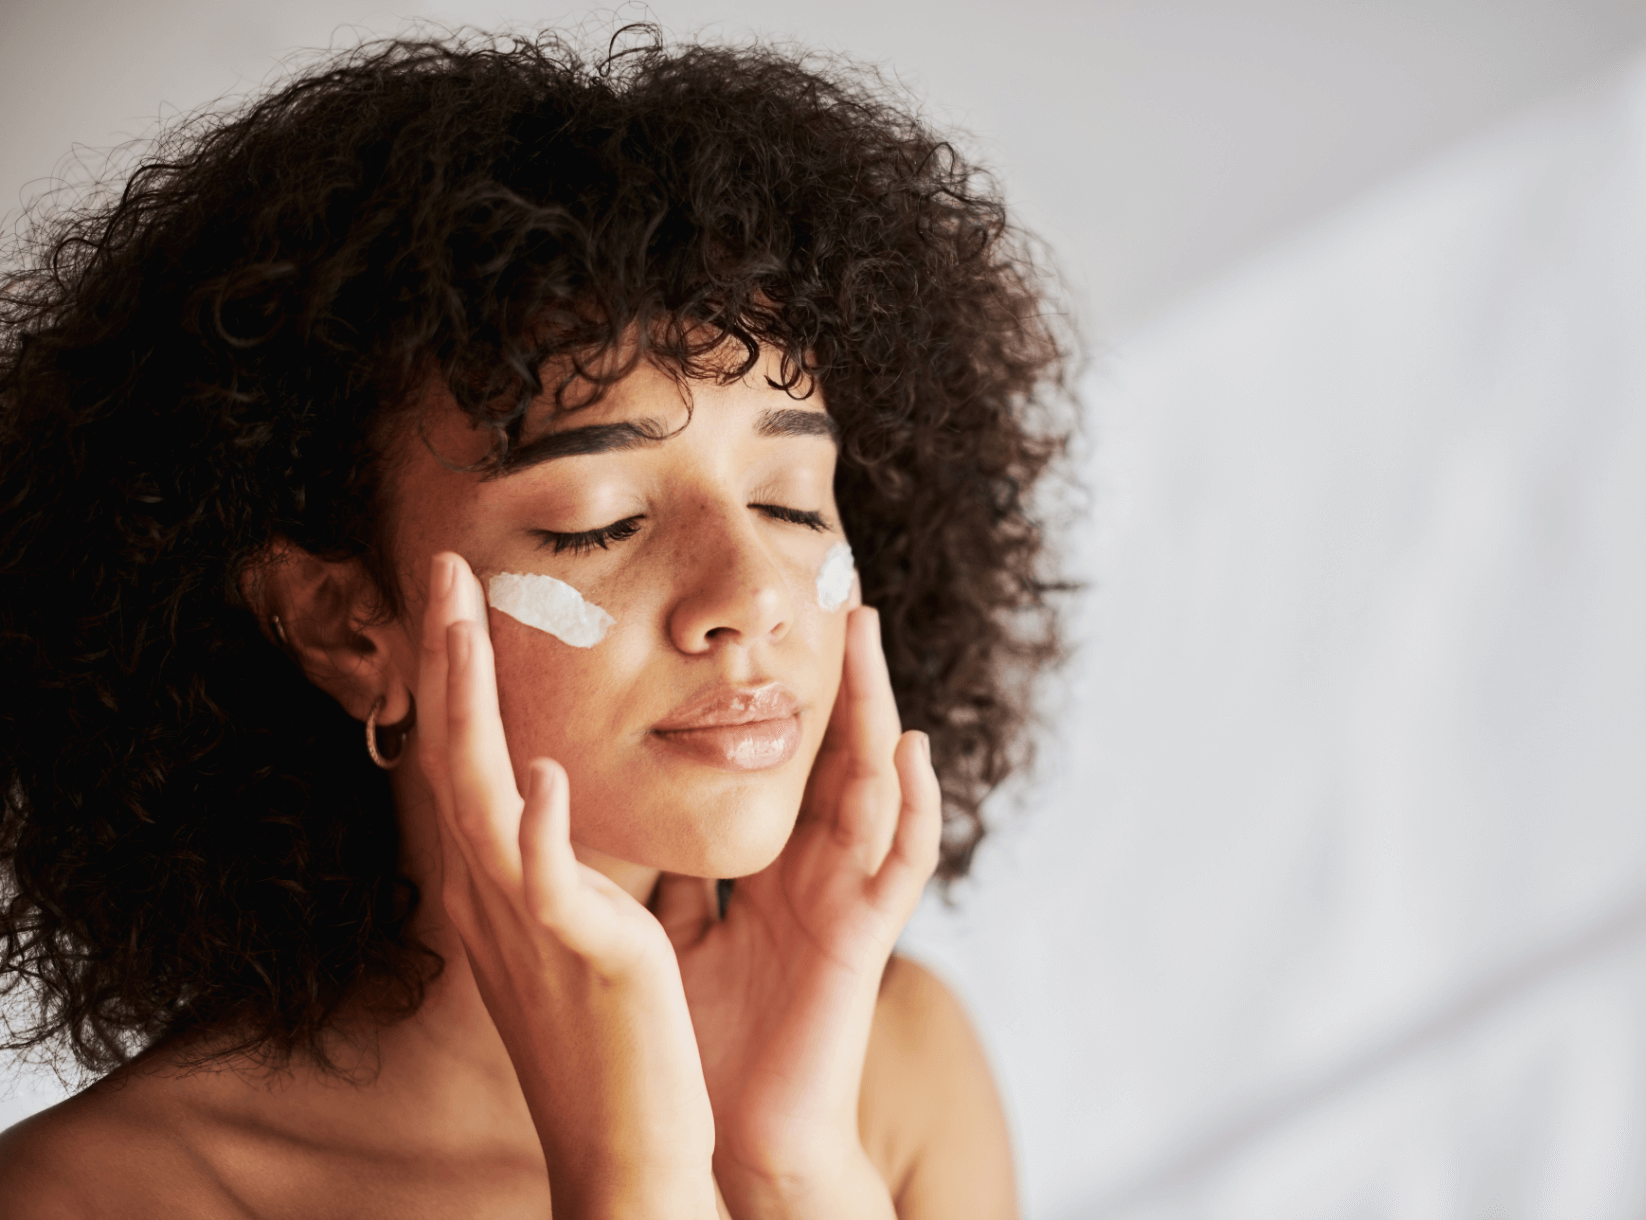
top-left (816, 542), bottom-right (855, 612)
top-left (486, 571), bottom-right (615, 648)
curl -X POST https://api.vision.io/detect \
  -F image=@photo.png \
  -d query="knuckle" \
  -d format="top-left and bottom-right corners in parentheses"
top-left (451, 803), bottom-right (490, 841)
top-left (524, 894), bottom-right (561, 930)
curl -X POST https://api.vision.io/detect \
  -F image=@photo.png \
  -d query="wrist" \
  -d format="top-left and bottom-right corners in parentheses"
top-left (547, 1162), bottom-right (720, 1220)
top-left (494, 960), bottom-right (719, 1220)
top-left (713, 1143), bottom-right (895, 1220)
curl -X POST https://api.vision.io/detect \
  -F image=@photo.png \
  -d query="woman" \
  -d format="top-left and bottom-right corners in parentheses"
top-left (0, 31), bottom-right (1070, 1218)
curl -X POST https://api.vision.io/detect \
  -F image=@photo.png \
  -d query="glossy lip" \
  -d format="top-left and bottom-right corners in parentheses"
top-left (652, 682), bottom-right (801, 732)
top-left (650, 682), bottom-right (803, 772)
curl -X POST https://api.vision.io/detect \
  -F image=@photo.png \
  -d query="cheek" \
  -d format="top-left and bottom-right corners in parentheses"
top-left (487, 610), bottom-right (649, 782)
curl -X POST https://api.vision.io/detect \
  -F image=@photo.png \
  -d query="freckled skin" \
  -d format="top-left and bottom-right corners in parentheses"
top-left (0, 349), bottom-right (1020, 1220)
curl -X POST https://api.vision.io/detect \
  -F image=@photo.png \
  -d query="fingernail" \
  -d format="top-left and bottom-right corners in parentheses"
top-left (917, 731), bottom-right (931, 764)
top-left (436, 554), bottom-right (456, 598)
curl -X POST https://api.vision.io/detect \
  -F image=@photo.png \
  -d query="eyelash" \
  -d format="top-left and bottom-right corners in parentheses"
top-left (751, 504), bottom-right (829, 531)
top-left (532, 517), bottom-right (643, 555)
top-left (532, 505), bottom-right (828, 555)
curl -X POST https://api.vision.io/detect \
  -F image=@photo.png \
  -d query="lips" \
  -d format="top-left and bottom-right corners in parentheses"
top-left (650, 682), bottom-right (803, 771)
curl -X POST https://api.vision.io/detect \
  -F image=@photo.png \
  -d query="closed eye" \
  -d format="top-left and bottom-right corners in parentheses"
top-left (530, 516), bottom-right (644, 555)
top-left (752, 504), bottom-right (830, 531)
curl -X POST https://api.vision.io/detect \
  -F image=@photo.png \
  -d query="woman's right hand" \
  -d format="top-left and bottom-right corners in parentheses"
top-left (416, 551), bottom-right (719, 1220)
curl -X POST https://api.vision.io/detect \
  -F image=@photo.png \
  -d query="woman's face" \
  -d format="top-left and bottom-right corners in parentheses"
top-left (384, 347), bottom-right (851, 880)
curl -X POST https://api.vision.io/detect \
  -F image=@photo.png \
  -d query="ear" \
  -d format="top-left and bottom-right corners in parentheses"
top-left (242, 539), bottom-right (413, 726)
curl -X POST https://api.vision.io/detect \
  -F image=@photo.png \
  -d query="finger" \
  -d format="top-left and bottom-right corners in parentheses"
top-left (818, 606), bottom-right (892, 746)
top-left (651, 872), bottom-right (719, 950)
top-left (820, 607), bottom-right (904, 853)
top-left (417, 553), bottom-right (507, 933)
top-left (519, 758), bottom-right (579, 926)
top-left (840, 607), bottom-right (903, 766)
top-left (418, 554), bottom-right (491, 801)
top-left (867, 730), bottom-right (942, 912)
top-left (445, 617), bottom-right (526, 881)
top-left (417, 552), bottom-right (463, 811)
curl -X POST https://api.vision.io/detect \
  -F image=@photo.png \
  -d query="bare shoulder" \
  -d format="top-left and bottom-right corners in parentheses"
top-left (0, 1102), bottom-right (100, 1219)
top-left (860, 955), bottom-right (1019, 1220)
top-left (0, 1069), bottom-right (225, 1219)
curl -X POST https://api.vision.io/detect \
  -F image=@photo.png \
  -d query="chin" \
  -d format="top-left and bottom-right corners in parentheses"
top-left (569, 768), bottom-right (808, 879)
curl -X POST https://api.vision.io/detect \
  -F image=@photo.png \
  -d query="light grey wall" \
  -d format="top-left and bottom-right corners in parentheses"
top-left (3, 0), bottom-right (1644, 330)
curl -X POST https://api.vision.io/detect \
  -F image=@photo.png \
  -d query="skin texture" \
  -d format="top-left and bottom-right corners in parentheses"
top-left (0, 350), bottom-right (1020, 1219)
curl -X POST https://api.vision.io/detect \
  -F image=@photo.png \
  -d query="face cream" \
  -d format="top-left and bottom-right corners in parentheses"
top-left (486, 571), bottom-right (615, 648)
top-left (815, 542), bottom-right (855, 612)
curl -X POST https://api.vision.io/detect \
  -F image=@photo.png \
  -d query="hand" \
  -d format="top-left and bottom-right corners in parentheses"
top-left (417, 552), bottom-right (719, 1219)
top-left (656, 606), bottom-right (943, 1219)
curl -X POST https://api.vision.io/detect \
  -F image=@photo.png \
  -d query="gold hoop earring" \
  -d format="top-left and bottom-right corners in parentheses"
top-left (365, 694), bottom-right (417, 770)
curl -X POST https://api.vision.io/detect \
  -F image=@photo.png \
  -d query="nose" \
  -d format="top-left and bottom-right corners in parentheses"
top-left (667, 506), bottom-right (795, 654)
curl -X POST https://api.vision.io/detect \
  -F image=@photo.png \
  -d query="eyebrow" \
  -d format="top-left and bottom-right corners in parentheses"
top-left (493, 417), bottom-right (674, 474)
top-left (494, 406), bottom-right (838, 475)
top-left (755, 407), bottom-right (840, 443)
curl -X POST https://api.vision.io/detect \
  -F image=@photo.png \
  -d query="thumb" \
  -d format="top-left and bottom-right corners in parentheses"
top-left (651, 872), bottom-right (719, 950)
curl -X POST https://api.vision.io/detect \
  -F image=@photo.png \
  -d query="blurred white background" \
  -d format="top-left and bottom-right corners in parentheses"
top-left (4, 3), bottom-right (1646, 1217)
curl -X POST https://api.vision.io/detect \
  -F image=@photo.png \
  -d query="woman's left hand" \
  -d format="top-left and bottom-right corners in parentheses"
top-left (655, 606), bottom-right (943, 1220)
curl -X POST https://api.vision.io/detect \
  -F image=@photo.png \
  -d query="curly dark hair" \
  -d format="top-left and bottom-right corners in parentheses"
top-left (0, 29), bottom-right (1074, 1075)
